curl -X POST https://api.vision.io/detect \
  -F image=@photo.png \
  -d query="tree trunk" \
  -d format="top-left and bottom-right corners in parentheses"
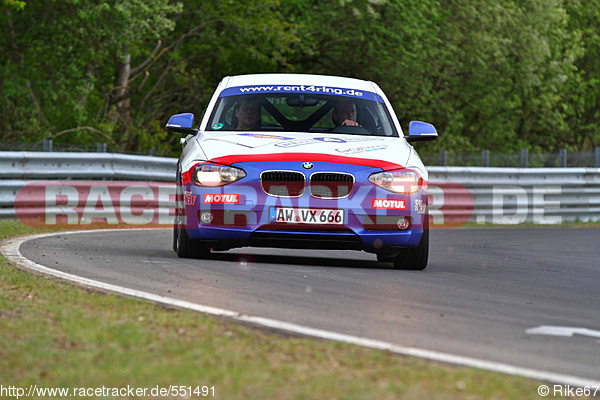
top-left (112, 53), bottom-right (132, 149)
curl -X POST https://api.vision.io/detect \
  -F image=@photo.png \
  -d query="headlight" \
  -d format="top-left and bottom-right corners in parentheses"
top-left (368, 170), bottom-right (421, 194)
top-left (192, 164), bottom-right (246, 186)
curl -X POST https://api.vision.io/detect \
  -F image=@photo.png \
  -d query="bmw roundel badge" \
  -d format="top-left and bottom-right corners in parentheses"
top-left (302, 162), bottom-right (314, 170)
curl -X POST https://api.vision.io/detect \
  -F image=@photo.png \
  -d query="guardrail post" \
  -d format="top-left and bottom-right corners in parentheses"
top-left (559, 148), bottom-right (567, 167)
top-left (596, 147), bottom-right (600, 168)
top-left (42, 138), bottom-right (52, 152)
top-left (439, 150), bottom-right (447, 166)
top-left (520, 148), bottom-right (528, 168)
top-left (96, 143), bottom-right (107, 153)
top-left (482, 149), bottom-right (489, 167)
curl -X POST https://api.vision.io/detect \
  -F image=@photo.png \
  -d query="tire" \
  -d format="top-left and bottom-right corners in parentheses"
top-left (391, 228), bottom-right (429, 270)
top-left (174, 166), bottom-right (183, 253)
top-left (175, 226), bottom-right (211, 259)
top-left (173, 225), bottom-right (179, 252)
top-left (376, 253), bottom-right (396, 263)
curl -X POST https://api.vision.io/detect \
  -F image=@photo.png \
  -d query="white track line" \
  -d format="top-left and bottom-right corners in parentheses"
top-left (2, 230), bottom-right (599, 388)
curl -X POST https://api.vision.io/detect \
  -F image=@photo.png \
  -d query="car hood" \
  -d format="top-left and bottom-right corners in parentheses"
top-left (196, 131), bottom-right (412, 170)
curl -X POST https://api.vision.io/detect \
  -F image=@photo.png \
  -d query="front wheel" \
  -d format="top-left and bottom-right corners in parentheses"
top-left (175, 226), bottom-right (211, 259)
top-left (391, 228), bottom-right (429, 270)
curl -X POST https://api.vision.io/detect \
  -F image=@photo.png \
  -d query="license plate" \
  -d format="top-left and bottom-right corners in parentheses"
top-left (269, 207), bottom-right (344, 225)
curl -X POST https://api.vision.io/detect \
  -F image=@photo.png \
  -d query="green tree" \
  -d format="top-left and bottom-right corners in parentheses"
top-left (0, 0), bottom-right (181, 149)
top-left (0, 0), bottom-right (595, 155)
top-left (284, 0), bottom-right (584, 153)
top-left (433, 0), bottom-right (582, 152)
top-left (135, 0), bottom-right (297, 152)
top-left (0, 0), bottom-right (296, 153)
top-left (564, 0), bottom-right (600, 150)
top-left (2, 0), bottom-right (25, 10)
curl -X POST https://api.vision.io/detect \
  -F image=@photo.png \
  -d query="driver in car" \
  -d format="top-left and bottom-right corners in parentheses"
top-left (236, 99), bottom-right (262, 130)
top-left (332, 100), bottom-right (361, 127)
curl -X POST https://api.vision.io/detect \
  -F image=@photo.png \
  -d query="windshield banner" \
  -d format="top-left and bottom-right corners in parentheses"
top-left (219, 85), bottom-right (384, 102)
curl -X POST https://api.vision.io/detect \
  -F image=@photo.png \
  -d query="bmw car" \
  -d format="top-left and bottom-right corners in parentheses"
top-left (166, 74), bottom-right (437, 269)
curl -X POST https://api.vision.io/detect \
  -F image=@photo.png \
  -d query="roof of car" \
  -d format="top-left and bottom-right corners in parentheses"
top-left (222, 73), bottom-right (380, 93)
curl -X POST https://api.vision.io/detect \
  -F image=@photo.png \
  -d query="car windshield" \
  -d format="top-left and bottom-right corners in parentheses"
top-left (206, 89), bottom-right (398, 137)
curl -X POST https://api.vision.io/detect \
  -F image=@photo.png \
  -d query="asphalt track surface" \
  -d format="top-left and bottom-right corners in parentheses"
top-left (16, 228), bottom-right (600, 382)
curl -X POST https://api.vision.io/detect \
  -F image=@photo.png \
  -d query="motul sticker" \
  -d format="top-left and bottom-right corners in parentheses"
top-left (371, 198), bottom-right (406, 210)
top-left (203, 193), bottom-right (240, 204)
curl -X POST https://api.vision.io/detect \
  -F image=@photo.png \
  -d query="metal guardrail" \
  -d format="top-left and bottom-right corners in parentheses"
top-left (1, 152), bottom-right (599, 224)
top-left (0, 152), bottom-right (177, 220)
top-left (0, 152), bottom-right (176, 181)
top-left (427, 167), bottom-right (600, 224)
top-left (422, 148), bottom-right (600, 168)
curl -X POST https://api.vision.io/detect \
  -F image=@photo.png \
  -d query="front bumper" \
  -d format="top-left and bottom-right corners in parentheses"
top-left (180, 161), bottom-right (428, 251)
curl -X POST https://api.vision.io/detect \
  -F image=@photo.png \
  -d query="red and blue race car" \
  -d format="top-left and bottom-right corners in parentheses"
top-left (166, 74), bottom-right (437, 269)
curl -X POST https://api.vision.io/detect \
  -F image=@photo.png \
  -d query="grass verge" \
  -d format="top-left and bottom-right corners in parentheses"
top-left (0, 220), bottom-right (588, 399)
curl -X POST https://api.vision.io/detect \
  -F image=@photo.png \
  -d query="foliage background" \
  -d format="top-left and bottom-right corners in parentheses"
top-left (1, 0), bottom-right (599, 156)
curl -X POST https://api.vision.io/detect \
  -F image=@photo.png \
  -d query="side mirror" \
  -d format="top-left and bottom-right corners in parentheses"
top-left (405, 121), bottom-right (438, 142)
top-left (165, 113), bottom-right (198, 135)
